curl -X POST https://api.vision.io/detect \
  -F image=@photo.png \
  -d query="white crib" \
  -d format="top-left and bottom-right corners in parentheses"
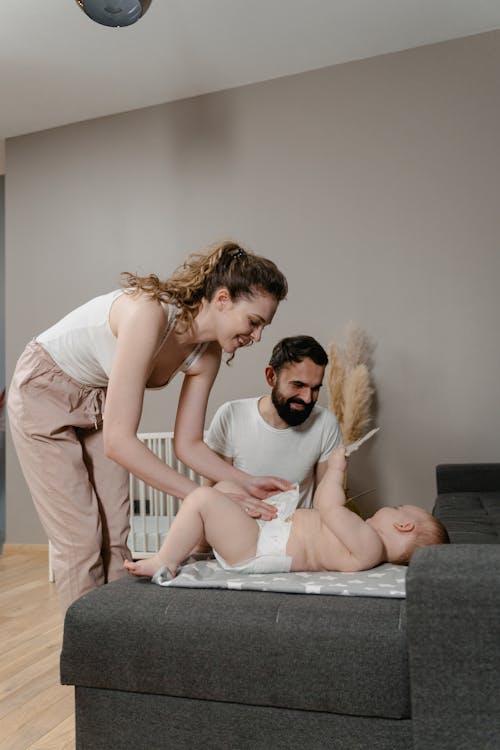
top-left (48, 431), bottom-right (204, 580)
top-left (129, 431), bottom-right (204, 558)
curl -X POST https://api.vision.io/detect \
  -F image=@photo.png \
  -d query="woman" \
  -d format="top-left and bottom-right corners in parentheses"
top-left (8, 241), bottom-right (289, 610)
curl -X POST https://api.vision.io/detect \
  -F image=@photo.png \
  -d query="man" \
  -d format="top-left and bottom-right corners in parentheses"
top-left (205, 336), bottom-right (342, 509)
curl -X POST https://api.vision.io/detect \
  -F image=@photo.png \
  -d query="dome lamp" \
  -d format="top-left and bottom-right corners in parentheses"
top-left (75, 1), bottom-right (152, 28)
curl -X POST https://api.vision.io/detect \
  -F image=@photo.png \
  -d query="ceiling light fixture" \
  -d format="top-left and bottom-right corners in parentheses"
top-left (75, 0), bottom-right (152, 27)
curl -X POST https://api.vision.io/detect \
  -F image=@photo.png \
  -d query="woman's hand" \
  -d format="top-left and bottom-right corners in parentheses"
top-left (226, 491), bottom-right (279, 521)
top-left (243, 475), bottom-right (294, 501)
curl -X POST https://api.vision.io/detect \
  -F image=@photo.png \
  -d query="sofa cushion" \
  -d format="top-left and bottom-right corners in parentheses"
top-left (61, 576), bottom-right (410, 719)
top-left (434, 492), bottom-right (500, 543)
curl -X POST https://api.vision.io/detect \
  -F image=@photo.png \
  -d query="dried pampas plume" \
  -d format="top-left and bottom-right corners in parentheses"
top-left (342, 364), bottom-right (374, 443)
top-left (327, 323), bottom-right (376, 510)
top-left (328, 322), bottom-right (376, 445)
top-left (343, 321), bottom-right (375, 374)
top-left (328, 341), bottom-right (345, 426)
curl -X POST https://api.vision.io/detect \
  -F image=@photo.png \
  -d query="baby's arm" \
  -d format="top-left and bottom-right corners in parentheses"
top-left (313, 447), bottom-right (384, 568)
top-left (312, 447), bottom-right (348, 512)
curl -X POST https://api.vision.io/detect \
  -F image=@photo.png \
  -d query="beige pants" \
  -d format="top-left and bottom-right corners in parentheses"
top-left (7, 341), bottom-right (130, 611)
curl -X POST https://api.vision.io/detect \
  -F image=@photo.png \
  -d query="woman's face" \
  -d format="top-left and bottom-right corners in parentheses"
top-left (214, 288), bottom-right (278, 354)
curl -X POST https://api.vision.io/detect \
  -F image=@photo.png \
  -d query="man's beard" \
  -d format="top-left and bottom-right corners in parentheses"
top-left (271, 387), bottom-right (315, 426)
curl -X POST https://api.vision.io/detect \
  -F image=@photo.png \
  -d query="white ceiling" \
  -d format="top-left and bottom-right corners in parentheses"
top-left (1, 0), bottom-right (500, 141)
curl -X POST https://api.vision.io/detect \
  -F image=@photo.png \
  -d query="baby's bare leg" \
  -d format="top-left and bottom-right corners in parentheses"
top-left (125, 485), bottom-right (259, 578)
top-left (185, 480), bottom-right (247, 556)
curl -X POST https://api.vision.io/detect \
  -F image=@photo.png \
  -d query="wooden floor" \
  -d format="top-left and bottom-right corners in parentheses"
top-left (0, 545), bottom-right (75, 750)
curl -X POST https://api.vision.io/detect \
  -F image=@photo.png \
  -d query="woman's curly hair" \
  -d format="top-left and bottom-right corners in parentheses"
top-left (121, 240), bottom-right (287, 333)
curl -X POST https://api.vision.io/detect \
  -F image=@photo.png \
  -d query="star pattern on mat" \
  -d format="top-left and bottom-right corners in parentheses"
top-left (153, 561), bottom-right (406, 597)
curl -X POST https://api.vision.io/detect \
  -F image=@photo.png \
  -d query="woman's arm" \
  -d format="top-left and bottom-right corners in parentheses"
top-left (174, 344), bottom-right (292, 506)
top-left (103, 296), bottom-right (198, 498)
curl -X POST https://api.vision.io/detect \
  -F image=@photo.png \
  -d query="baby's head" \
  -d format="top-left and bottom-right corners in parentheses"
top-left (367, 504), bottom-right (449, 564)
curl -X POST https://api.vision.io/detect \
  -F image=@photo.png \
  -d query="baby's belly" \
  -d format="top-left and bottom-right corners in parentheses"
top-left (286, 509), bottom-right (324, 571)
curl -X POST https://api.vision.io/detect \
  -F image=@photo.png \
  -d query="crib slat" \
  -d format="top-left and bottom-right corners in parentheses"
top-left (128, 432), bottom-right (203, 559)
top-left (166, 437), bottom-right (176, 523)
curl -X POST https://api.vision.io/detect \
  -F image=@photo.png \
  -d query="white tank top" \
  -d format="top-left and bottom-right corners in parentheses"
top-left (36, 290), bottom-right (207, 388)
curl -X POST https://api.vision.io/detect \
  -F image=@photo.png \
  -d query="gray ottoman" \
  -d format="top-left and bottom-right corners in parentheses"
top-left (61, 462), bottom-right (500, 750)
top-left (61, 577), bottom-right (410, 749)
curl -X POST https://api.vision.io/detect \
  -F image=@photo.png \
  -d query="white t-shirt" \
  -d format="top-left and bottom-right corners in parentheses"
top-left (206, 398), bottom-right (342, 508)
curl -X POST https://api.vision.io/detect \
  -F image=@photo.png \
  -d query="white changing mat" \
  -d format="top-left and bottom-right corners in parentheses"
top-left (153, 560), bottom-right (406, 598)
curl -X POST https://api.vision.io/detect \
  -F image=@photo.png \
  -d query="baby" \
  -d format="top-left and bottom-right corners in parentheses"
top-left (125, 446), bottom-right (449, 579)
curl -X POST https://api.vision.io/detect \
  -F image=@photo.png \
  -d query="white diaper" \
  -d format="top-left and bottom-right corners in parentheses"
top-left (213, 486), bottom-right (299, 574)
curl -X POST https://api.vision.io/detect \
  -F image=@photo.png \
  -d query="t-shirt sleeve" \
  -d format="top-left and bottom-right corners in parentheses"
top-left (318, 412), bottom-right (343, 463)
top-left (205, 402), bottom-right (234, 458)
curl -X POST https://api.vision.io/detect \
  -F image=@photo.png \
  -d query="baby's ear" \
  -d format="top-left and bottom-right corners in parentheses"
top-left (394, 520), bottom-right (415, 534)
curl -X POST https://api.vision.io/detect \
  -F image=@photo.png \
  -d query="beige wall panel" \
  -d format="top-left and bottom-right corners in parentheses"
top-left (5, 31), bottom-right (500, 542)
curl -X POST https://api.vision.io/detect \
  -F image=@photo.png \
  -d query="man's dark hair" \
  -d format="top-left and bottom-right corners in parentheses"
top-left (268, 336), bottom-right (328, 374)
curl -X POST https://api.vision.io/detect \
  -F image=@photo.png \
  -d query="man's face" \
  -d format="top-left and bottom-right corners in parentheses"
top-left (270, 358), bottom-right (325, 426)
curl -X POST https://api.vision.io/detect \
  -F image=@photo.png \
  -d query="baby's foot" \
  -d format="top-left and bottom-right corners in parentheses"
top-left (124, 555), bottom-right (166, 578)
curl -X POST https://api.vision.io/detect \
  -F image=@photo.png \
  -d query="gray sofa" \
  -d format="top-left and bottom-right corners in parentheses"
top-left (60, 463), bottom-right (500, 750)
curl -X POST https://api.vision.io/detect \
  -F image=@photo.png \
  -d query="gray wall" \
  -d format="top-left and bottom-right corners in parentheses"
top-left (5, 31), bottom-right (500, 543)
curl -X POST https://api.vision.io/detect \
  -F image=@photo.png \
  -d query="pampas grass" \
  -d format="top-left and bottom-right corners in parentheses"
top-left (327, 341), bottom-right (345, 427)
top-left (327, 322), bottom-right (375, 444)
top-left (342, 364), bottom-right (374, 444)
top-left (343, 321), bottom-right (375, 375)
top-left (327, 323), bottom-right (376, 510)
